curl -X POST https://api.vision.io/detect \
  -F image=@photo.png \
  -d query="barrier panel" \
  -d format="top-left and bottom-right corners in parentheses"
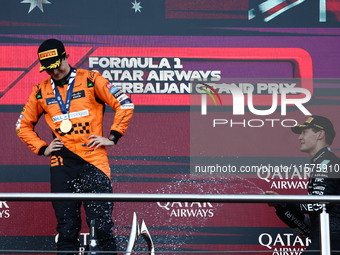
top-left (1, 193), bottom-right (339, 255)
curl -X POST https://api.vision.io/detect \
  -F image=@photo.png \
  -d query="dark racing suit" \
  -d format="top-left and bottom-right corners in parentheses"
top-left (277, 147), bottom-right (340, 254)
top-left (16, 68), bottom-right (134, 254)
top-left (301, 147), bottom-right (340, 254)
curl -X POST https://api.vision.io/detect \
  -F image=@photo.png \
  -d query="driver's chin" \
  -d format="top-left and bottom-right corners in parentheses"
top-left (47, 70), bottom-right (62, 80)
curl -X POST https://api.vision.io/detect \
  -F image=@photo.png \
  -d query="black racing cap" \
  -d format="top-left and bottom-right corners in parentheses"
top-left (38, 39), bottom-right (66, 72)
top-left (291, 115), bottom-right (336, 138)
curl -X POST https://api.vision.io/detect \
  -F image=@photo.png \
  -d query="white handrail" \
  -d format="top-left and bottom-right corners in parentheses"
top-left (0, 193), bottom-right (339, 203)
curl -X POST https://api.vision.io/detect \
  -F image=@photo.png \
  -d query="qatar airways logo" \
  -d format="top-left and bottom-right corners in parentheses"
top-left (0, 201), bottom-right (10, 218)
top-left (257, 165), bottom-right (309, 190)
top-left (259, 232), bottom-right (311, 255)
top-left (157, 202), bottom-right (216, 218)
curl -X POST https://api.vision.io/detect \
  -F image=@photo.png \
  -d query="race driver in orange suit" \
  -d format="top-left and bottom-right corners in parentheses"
top-left (16, 39), bottom-right (134, 254)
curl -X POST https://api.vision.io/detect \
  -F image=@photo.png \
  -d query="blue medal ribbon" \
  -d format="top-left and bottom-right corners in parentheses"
top-left (51, 68), bottom-right (76, 115)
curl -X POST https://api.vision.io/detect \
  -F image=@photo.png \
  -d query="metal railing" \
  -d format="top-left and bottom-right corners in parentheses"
top-left (1, 193), bottom-right (340, 203)
top-left (1, 193), bottom-right (340, 255)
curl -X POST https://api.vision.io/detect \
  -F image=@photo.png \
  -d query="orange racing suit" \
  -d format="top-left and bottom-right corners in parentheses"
top-left (16, 68), bottom-right (134, 179)
top-left (16, 68), bottom-right (133, 253)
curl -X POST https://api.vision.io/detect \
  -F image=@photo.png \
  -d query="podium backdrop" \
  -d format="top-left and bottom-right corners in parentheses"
top-left (1, 0), bottom-right (340, 254)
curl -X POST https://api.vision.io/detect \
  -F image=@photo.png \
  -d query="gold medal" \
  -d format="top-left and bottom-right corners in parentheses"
top-left (60, 119), bottom-right (72, 133)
